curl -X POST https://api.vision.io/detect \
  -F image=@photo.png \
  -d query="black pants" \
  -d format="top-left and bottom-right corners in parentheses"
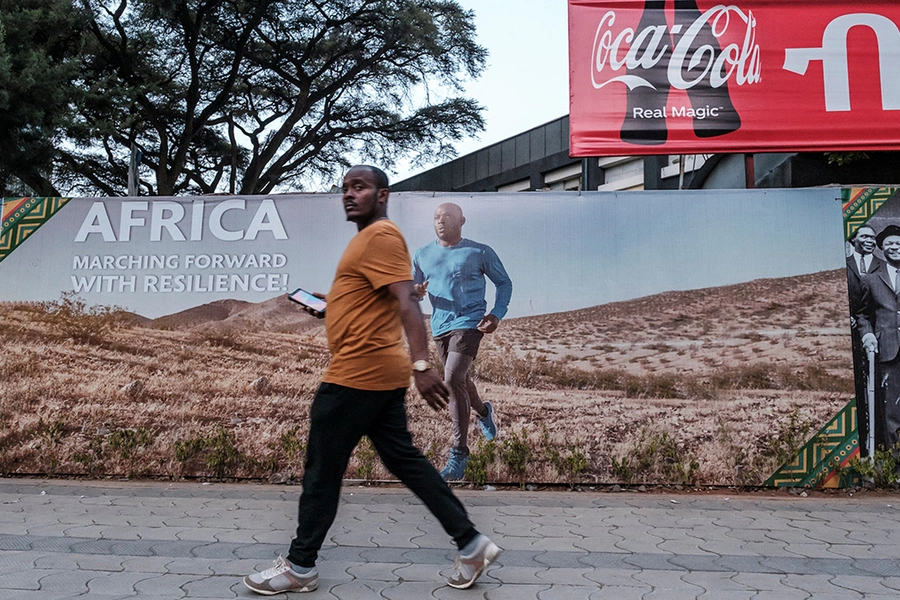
top-left (287, 383), bottom-right (478, 567)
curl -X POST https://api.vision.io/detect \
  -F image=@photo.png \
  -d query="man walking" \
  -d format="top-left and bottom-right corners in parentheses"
top-left (413, 202), bottom-right (512, 480)
top-left (243, 166), bottom-right (501, 594)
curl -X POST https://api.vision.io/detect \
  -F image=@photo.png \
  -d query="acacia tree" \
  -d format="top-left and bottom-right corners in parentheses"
top-left (0, 0), bottom-right (86, 196)
top-left (60, 0), bottom-right (486, 196)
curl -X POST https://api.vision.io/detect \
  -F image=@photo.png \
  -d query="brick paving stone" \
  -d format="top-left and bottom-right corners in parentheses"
top-left (790, 523), bottom-right (852, 545)
top-left (36, 569), bottom-right (96, 593)
top-left (488, 566), bottom-right (549, 584)
top-left (581, 567), bottom-right (650, 588)
top-left (682, 571), bottom-right (751, 591)
top-left (31, 554), bottom-right (80, 570)
top-left (180, 575), bottom-right (242, 598)
top-left (132, 572), bottom-right (203, 596)
top-left (588, 584), bottom-right (654, 600)
top-left (346, 561), bottom-right (407, 582)
top-left (120, 556), bottom-right (174, 573)
top-left (829, 574), bottom-right (900, 595)
top-left (161, 557), bottom-right (215, 575)
top-left (747, 594), bottom-right (813, 600)
top-left (205, 558), bottom-right (270, 577)
top-left (780, 542), bottom-right (846, 559)
top-left (381, 581), bottom-right (447, 599)
top-left (731, 572), bottom-right (788, 590)
top-left (633, 569), bottom-right (706, 594)
top-left (329, 579), bottom-right (399, 599)
top-left (392, 562), bottom-right (446, 582)
top-left (0, 568), bottom-right (45, 591)
top-left (696, 591), bottom-right (755, 600)
top-left (823, 544), bottom-right (884, 560)
top-left (780, 573), bottom-right (863, 598)
top-left (86, 571), bottom-right (159, 596)
top-left (316, 561), bottom-right (363, 586)
top-left (533, 567), bottom-right (595, 585)
top-left (535, 584), bottom-right (599, 599)
top-left (528, 536), bottom-right (587, 553)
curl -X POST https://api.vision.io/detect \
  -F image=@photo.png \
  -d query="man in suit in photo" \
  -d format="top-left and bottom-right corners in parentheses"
top-left (847, 224), bottom-right (882, 456)
top-left (857, 224), bottom-right (900, 454)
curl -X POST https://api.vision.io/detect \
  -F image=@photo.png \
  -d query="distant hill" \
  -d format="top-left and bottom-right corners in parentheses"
top-left (148, 269), bottom-right (850, 345)
top-left (151, 294), bottom-right (324, 334)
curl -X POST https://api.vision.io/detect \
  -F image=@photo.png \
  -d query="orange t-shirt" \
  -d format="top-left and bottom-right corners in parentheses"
top-left (322, 220), bottom-right (413, 390)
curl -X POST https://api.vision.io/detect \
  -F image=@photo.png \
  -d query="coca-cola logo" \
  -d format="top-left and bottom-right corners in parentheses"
top-left (591, 5), bottom-right (761, 92)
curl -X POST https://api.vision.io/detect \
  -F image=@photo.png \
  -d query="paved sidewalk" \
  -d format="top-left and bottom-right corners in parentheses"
top-left (1, 479), bottom-right (900, 599)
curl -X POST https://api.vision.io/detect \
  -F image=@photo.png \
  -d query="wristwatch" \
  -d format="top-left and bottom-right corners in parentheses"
top-left (412, 360), bottom-right (433, 372)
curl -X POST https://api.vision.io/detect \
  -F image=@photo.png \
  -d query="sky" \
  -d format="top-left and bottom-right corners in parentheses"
top-left (390, 1), bottom-right (571, 183)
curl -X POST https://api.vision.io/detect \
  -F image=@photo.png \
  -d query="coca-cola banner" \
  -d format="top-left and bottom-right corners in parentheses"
top-left (569, 0), bottom-right (900, 155)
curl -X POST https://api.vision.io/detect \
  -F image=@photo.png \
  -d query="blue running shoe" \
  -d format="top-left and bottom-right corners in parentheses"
top-left (478, 402), bottom-right (498, 441)
top-left (440, 449), bottom-right (468, 481)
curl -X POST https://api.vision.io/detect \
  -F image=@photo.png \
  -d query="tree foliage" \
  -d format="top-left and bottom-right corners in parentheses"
top-left (1, 0), bottom-right (486, 196)
top-left (0, 0), bottom-right (86, 196)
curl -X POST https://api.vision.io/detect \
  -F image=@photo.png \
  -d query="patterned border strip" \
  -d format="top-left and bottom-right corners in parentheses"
top-left (0, 196), bottom-right (70, 264)
top-left (764, 399), bottom-right (856, 487)
top-left (842, 187), bottom-right (899, 240)
top-left (819, 440), bottom-right (860, 488)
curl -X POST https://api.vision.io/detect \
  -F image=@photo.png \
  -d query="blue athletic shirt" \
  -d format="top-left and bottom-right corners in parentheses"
top-left (412, 238), bottom-right (513, 337)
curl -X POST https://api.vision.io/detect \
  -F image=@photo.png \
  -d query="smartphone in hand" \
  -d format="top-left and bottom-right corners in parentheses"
top-left (288, 288), bottom-right (327, 317)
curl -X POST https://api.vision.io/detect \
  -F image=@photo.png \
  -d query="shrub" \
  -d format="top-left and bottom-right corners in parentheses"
top-left (353, 436), bottom-right (377, 481)
top-left (612, 426), bottom-right (698, 485)
top-left (541, 425), bottom-right (590, 488)
top-left (850, 443), bottom-right (900, 488)
top-left (37, 292), bottom-right (126, 344)
top-left (464, 439), bottom-right (497, 486)
top-left (500, 428), bottom-right (533, 488)
top-left (35, 418), bottom-right (67, 475)
top-left (174, 425), bottom-right (244, 480)
top-left (107, 427), bottom-right (154, 477)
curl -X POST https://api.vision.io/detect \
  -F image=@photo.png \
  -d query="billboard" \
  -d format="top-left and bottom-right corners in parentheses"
top-left (568, 0), bottom-right (900, 155)
top-left (0, 190), bottom-right (857, 486)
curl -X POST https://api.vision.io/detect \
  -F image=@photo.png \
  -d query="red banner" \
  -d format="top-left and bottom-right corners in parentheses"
top-left (569, 0), bottom-right (900, 156)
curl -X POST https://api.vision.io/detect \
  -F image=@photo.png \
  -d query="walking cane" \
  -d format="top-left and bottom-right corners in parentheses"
top-left (867, 348), bottom-right (876, 457)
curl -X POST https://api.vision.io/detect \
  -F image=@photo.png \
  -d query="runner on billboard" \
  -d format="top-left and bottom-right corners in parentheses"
top-left (413, 203), bottom-right (512, 481)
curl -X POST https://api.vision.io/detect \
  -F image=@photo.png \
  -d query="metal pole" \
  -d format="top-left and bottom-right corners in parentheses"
top-left (744, 153), bottom-right (755, 188)
top-left (867, 348), bottom-right (876, 456)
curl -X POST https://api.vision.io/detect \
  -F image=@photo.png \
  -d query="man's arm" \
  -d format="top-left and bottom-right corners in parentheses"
top-left (411, 253), bottom-right (428, 300)
top-left (387, 280), bottom-right (449, 410)
top-left (857, 281), bottom-right (878, 353)
top-left (479, 246), bottom-right (512, 332)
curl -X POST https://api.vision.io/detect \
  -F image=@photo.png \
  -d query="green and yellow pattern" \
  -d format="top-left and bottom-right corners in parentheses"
top-left (1, 196), bottom-right (70, 264)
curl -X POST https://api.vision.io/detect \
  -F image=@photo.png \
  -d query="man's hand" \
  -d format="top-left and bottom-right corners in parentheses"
top-left (302, 292), bottom-right (327, 319)
top-left (863, 332), bottom-right (878, 354)
top-left (413, 280), bottom-right (428, 299)
top-left (387, 280), bottom-right (449, 411)
top-left (477, 314), bottom-right (499, 333)
top-left (413, 369), bottom-right (449, 411)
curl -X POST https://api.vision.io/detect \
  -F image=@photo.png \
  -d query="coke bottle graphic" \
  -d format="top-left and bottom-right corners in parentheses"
top-left (673, 0), bottom-right (741, 137)
top-left (620, 0), bottom-right (671, 145)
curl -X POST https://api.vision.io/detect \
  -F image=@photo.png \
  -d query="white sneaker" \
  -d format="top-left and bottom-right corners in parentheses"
top-left (446, 534), bottom-right (502, 589)
top-left (243, 556), bottom-right (318, 595)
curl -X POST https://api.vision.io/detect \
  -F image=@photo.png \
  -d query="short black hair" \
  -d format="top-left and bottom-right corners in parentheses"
top-left (356, 165), bottom-right (389, 190)
top-left (850, 224), bottom-right (875, 243)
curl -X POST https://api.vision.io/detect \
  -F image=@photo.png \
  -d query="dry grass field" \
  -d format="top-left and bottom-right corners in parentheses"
top-left (0, 269), bottom-right (853, 487)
